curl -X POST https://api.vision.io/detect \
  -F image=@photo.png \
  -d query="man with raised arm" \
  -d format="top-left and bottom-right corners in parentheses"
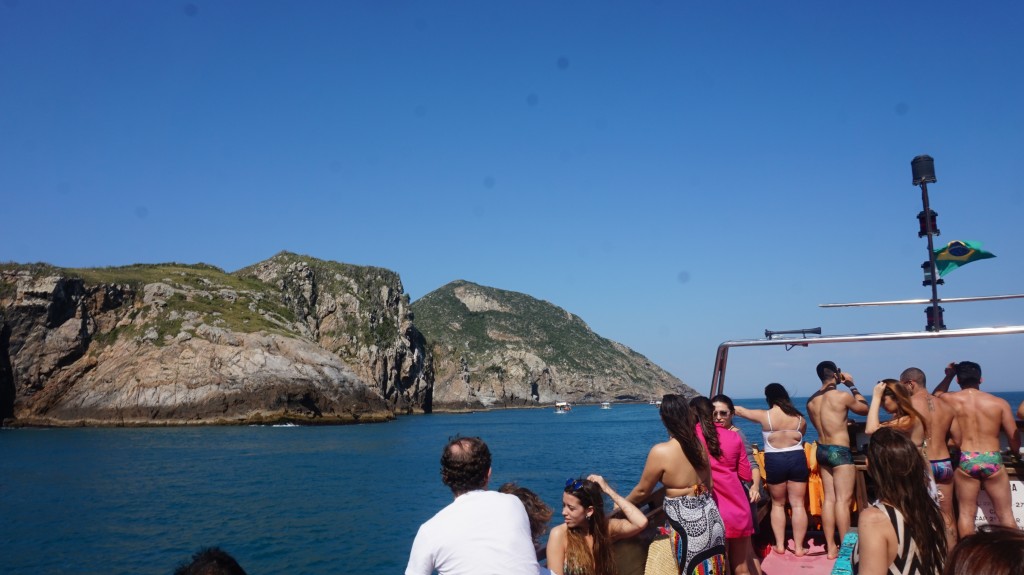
top-left (406, 436), bottom-right (539, 575)
top-left (900, 366), bottom-right (958, 545)
top-left (933, 361), bottom-right (1021, 537)
top-left (806, 360), bottom-right (869, 559)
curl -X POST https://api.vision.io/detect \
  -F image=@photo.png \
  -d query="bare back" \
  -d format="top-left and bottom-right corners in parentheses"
top-left (764, 406), bottom-right (805, 449)
top-left (629, 438), bottom-right (710, 501)
top-left (943, 388), bottom-right (1016, 452)
top-left (910, 391), bottom-right (954, 460)
top-left (807, 388), bottom-right (859, 446)
top-left (735, 405), bottom-right (804, 449)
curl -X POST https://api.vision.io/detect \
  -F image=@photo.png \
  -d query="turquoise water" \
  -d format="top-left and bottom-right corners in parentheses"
top-left (2, 392), bottom-right (1021, 574)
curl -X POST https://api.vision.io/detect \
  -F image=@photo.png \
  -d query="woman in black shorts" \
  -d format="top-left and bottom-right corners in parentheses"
top-left (735, 383), bottom-right (810, 556)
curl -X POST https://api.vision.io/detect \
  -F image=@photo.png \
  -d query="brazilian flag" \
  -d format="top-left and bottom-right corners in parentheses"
top-left (934, 240), bottom-right (995, 276)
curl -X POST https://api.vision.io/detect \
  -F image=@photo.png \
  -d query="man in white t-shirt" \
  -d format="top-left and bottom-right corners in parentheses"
top-left (405, 436), bottom-right (540, 575)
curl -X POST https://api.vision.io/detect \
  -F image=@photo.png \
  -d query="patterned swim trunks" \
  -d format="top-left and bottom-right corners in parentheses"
top-left (816, 443), bottom-right (854, 467)
top-left (958, 451), bottom-right (1003, 480)
top-left (930, 458), bottom-right (954, 484)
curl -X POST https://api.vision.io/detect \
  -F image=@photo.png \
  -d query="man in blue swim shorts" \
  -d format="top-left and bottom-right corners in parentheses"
top-left (933, 361), bottom-right (1021, 537)
top-left (900, 366), bottom-right (957, 545)
top-left (806, 360), bottom-right (868, 560)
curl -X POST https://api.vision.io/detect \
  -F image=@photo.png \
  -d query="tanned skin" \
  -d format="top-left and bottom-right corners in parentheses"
top-left (900, 366), bottom-right (957, 548)
top-left (934, 362), bottom-right (1021, 537)
top-left (806, 369), bottom-right (868, 559)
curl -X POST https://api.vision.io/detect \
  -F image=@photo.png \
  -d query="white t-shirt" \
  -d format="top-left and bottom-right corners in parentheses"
top-left (405, 490), bottom-right (540, 575)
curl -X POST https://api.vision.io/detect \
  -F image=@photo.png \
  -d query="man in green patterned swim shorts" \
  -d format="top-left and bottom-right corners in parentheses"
top-left (806, 360), bottom-right (869, 560)
top-left (934, 361), bottom-right (1021, 538)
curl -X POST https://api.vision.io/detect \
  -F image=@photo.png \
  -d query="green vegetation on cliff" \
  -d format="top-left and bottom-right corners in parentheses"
top-left (411, 280), bottom-right (682, 389)
top-left (235, 251), bottom-right (405, 360)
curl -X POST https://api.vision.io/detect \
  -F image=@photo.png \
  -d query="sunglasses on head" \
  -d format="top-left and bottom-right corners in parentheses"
top-left (565, 478), bottom-right (585, 491)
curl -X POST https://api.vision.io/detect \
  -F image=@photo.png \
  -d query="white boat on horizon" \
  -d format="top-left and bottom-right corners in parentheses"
top-left (554, 401), bottom-right (571, 414)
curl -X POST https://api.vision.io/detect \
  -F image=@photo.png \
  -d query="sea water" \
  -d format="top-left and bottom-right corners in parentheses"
top-left (2, 392), bottom-right (1021, 575)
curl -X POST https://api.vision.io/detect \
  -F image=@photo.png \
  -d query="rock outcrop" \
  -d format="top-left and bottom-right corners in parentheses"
top-left (0, 255), bottom-right (432, 426)
top-left (411, 280), bottom-right (694, 409)
top-left (1, 258), bottom-right (693, 426)
top-left (235, 253), bottom-right (432, 412)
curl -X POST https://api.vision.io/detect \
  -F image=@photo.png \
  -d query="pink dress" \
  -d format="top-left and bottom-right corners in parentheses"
top-left (696, 423), bottom-right (754, 538)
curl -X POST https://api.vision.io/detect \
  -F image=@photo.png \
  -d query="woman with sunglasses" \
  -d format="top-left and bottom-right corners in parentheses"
top-left (546, 474), bottom-right (647, 575)
top-left (626, 394), bottom-right (727, 575)
top-left (690, 396), bottom-right (761, 575)
top-left (733, 383), bottom-right (810, 556)
top-left (710, 394), bottom-right (763, 513)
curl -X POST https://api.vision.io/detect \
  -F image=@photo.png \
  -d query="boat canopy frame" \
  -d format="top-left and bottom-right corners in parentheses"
top-left (709, 325), bottom-right (1024, 397)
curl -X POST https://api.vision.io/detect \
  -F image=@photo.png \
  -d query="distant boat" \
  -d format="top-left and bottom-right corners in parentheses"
top-left (554, 401), bottom-right (571, 414)
top-left (600, 402), bottom-right (612, 409)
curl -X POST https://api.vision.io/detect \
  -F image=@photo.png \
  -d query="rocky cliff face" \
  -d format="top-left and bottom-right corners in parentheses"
top-left (0, 255), bottom-right (432, 426)
top-left (1, 259), bottom-right (692, 425)
top-left (235, 253), bottom-right (432, 412)
top-left (411, 280), bottom-right (694, 409)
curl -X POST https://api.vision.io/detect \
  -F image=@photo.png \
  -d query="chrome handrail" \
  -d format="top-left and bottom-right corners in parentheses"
top-left (709, 325), bottom-right (1024, 397)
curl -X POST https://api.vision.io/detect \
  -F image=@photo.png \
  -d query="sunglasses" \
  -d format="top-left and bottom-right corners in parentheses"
top-left (713, 410), bottom-right (731, 417)
top-left (565, 478), bottom-right (585, 491)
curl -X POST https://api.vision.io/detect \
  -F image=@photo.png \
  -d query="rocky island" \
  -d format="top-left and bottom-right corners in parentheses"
top-left (0, 253), bottom-right (692, 427)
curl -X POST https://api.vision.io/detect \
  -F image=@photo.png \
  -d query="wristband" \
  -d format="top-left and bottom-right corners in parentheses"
top-left (849, 387), bottom-right (861, 395)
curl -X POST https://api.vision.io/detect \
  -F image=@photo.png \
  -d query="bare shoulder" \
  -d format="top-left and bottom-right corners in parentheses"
top-left (858, 506), bottom-right (890, 529)
top-left (941, 390), bottom-right (964, 404)
top-left (549, 523), bottom-right (567, 541)
top-left (649, 440), bottom-right (675, 460)
top-left (978, 391), bottom-right (1011, 410)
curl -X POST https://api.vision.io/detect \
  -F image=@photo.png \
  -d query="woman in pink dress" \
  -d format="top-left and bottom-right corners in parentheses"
top-left (690, 396), bottom-right (761, 575)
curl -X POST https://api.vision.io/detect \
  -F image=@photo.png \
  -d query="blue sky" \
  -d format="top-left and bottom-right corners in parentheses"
top-left (3, 1), bottom-right (1023, 397)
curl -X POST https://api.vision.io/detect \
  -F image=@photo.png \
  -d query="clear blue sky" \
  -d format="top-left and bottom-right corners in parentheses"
top-left (3, 1), bottom-right (1023, 397)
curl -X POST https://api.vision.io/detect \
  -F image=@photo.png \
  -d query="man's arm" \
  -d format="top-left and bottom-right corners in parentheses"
top-left (1017, 399), bottom-right (1024, 421)
top-left (841, 374), bottom-right (869, 416)
top-left (1001, 402), bottom-right (1021, 455)
top-left (932, 363), bottom-right (956, 396)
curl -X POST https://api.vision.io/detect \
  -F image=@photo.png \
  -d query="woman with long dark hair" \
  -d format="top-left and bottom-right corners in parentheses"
top-left (626, 394), bottom-right (727, 575)
top-left (853, 427), bottom-right (947, 575)
top-left (710, 394), bottom-right (763, 511)
top-left (690, 396), bottom-right (761, 575)
top-left (546, 474), bottom-right (647, 575)
top-left (734, 383), bottom-right (810, 556)
top-left (866, 379), bottom-right (927, 448)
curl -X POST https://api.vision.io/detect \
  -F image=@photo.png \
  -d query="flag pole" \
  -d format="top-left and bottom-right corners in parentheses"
top-left (920, 181), bottom-right (943, 330)
top-left (912, 155), bottom-right (944, 331)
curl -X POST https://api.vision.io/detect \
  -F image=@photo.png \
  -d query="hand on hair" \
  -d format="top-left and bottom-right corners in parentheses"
top-left (873, 381), bottom-right (888, 396)
top-left (840, 373), bottom-right (855, 386)
top-left (587, 474), bottom-right (609, 493)
top-left (945, 363), bottom-right (957, 377)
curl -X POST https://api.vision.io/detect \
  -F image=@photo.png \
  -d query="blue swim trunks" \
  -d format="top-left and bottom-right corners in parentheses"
top-left (816, 443), bottom-right (853, 467)
top-left (930, 458), bottom-right (954, 484)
